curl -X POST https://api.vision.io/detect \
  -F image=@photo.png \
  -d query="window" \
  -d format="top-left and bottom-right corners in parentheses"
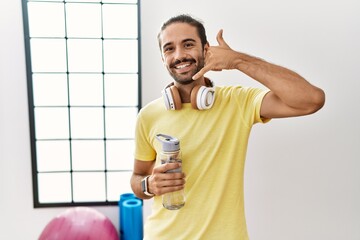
top-left (21, 0), bottom-right (141, 207)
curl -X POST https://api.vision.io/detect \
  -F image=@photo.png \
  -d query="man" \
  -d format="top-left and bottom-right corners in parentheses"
top-left (131, 14), bottom-right (325, 239)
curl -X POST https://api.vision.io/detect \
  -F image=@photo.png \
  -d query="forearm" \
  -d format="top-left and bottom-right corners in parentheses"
top-left (235, 52), bottom-right (325, 111)
top-left (131, 159), bottom-right (156, 199)
top-left (194, 29), bottom-right (325, 116)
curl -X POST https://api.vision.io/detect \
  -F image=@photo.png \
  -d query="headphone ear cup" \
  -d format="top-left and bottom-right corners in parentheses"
top-left (190, 85), bottom-right (202, 110)
top-left (191, 85), bottom-right (215, 110)
top-left (169, 86), bottom-right (182, 110)
top-left (162, 84), bottom-right (182, 110)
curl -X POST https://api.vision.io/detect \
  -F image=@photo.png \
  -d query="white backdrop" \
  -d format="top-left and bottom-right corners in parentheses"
top-left (1, 0), bottom-right (359, 239)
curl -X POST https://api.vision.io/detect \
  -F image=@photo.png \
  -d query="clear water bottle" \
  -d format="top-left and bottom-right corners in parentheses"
top-left (156, 134), bottom-right (185, 210)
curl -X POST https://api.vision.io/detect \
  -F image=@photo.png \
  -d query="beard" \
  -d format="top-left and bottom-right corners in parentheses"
top-left (168, 56), bottom-right (205, 85)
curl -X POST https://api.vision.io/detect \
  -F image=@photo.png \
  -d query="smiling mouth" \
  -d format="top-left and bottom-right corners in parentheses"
top-left (171, 59), bottom-right (196, 69)
top-left (175, 63), bottom-right (191, 69)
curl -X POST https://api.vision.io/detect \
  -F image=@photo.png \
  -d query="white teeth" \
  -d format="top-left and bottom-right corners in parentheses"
top-left (175, 63), bottom-right (190, 69)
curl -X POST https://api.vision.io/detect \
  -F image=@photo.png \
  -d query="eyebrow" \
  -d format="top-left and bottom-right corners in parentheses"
top-left (162, 38), bottom-right (197, 50)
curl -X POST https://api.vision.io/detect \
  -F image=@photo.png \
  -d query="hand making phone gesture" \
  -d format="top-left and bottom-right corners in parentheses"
top-left (193, 29), bottom-right (240, 80)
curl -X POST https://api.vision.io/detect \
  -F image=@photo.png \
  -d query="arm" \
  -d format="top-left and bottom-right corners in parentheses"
top-left (131, 160), bottom-right (155, 199)
top-left (131, 159), bottom-right (186, 199)
top-left (193, 30), bottom-right (325, 118)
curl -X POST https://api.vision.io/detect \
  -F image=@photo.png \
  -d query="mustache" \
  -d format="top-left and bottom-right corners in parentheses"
top-left (170, 58), bottom-right (196, 68)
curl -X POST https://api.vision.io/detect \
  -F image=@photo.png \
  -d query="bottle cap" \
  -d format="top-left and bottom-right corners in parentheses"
top-left (156, 134), bottom-right (180, 152)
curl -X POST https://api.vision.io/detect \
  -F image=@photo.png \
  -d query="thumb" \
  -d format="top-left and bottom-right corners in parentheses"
top-left (216, 29), bottom-right (230, 48)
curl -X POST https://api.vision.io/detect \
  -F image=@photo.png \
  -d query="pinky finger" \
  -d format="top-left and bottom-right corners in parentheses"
top-left (192, 68), bottom-right (208, 80)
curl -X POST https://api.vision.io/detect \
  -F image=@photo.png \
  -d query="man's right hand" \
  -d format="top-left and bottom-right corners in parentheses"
top-left (148, 162), bottom-right (186, 196)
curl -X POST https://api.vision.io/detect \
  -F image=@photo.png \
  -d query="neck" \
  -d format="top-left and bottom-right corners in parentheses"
top-left (174, 77), bottom-right (206, 103)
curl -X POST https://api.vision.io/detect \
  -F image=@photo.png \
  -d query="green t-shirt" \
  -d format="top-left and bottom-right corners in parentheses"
top-left (135, 85), bottom-right (269, 240)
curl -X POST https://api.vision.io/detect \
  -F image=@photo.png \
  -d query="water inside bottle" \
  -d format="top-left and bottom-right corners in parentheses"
top-left (163, 191), bottom-right (185, 210)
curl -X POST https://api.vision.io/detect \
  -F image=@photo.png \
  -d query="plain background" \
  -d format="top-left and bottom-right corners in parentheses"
top-left (1, 0), bottom-right (359, 239)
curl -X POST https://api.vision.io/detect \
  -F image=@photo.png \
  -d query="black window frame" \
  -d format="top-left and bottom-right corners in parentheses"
top-left (21, 0), bottom-right (142, 208)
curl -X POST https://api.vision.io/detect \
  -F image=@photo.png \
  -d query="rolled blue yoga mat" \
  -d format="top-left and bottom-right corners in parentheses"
top-left (119, 193), bottom-right (136, 239)
top-left (119, 193), bottom-right (143, 240)
top-left (122, 199), bottom-right (143, 240)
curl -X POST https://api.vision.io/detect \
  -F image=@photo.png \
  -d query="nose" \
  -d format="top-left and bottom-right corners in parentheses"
top-left (174, 47), bottom-right (186, 61)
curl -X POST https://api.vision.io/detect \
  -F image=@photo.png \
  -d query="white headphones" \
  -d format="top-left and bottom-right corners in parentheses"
top-left (162, 78), bottom-right (215, 110)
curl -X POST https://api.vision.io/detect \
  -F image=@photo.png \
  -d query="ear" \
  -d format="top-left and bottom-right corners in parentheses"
top-left (203, 42), bottom-right (210, 55)
top-left (160, 52), bottom-right (165, 63)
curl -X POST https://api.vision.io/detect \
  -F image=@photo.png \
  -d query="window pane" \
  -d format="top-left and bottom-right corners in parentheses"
top-left (106, 140), bottom-right (134, 170)
top-left (37, 140), bottom-right (71, 171)
top-left (38, 172), bottom-right (72, 203)
top-left (35, 107), bottom-right (69, 139)
top-left (27, 2), bottom-right (65, 37)
top-left (73, 172), bottom-right (106, 202)
top-left (102, 4), bottom-right (138, 38)
top-left (66, 3), bottom-right (102, 38)
top-left (30, 39), bottom-right (67, 72)
top-left (105, 107), bottom-right (137, 138)
top-left (106, 171), bottom-right (132, 201)
top-left (32, 73), bottom-right (68, 106)
top-left (69, 74), bottom-right (103, 106)
top-left (29, 0), bottom-right (62, 2)
top-left (103, 0), bottom-right (138, 3)
top-left (72, 140), bottom-right (105, 171)
top-left (65, 0), bottom-right (101, 2)
top-left (104, 74), bottom-right (138, 106)
top-left (104, 40), bottom-right (138, 73)
top-left (67, 39), bottom-right (102, 73)
top-left (70, 107), bottom-right (104, 138)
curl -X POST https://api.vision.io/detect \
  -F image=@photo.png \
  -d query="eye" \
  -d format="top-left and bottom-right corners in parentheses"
top-left (163, 46), bottom-right (174, 53)
top-left (184, 42), bottom-right (194, 48)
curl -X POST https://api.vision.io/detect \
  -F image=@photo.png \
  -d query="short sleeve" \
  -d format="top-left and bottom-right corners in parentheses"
top-left (134, 110), bottom-right (156, 161)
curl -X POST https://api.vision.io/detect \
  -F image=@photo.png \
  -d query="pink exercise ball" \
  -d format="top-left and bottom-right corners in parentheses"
top-left (39, 207), bottom-right (119, 240)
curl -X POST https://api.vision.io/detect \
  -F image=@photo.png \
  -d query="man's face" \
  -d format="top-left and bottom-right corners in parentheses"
top-left (159, 23), bottom-right (208, 84)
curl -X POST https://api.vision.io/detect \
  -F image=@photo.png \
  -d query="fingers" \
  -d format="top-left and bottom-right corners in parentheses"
top-left (216, 29), bottom-right (224, 45)
top-left (151, 176), bottom-right (185, 195)
top-left (192, 66), bottom-right (210, 80)
top-left (149, 163), bottom-right (186, 195)
top-left (153, 162), bottom-right (181, 173)
top-left (192, 29), bottom-right (230, 80)
top-left (216, 29), bottom-right (230, 48)
top-left (150, 173), bottom-right (186, 196)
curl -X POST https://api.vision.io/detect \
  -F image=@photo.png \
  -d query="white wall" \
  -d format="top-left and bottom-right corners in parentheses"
top-left (1, 0), bottom-right (359, 239)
